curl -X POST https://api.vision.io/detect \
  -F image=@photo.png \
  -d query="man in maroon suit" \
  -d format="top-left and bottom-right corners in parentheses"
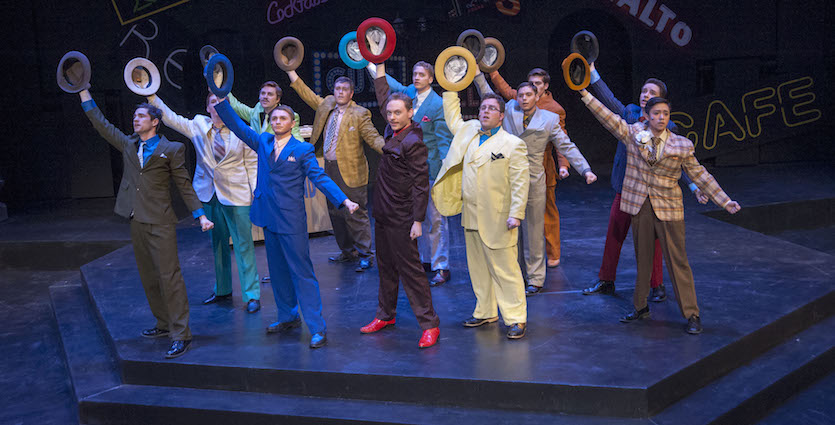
top-left (358, 62), bottom-right (440, 348)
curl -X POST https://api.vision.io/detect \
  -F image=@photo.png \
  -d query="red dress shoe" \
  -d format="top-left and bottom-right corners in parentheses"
top-left (418, 327), bottom-right (440, 348)
top-left (360, 318), bottom-right (396, 334)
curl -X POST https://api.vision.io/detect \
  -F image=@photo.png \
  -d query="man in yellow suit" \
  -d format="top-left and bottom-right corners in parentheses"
top-left (433, 90), bottom-right (530, 339)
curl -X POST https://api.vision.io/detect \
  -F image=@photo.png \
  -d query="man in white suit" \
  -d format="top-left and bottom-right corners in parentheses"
top-left (147, 93), bottom-right (261, 313)
top-left (433, 91), bottom-right (530, 339)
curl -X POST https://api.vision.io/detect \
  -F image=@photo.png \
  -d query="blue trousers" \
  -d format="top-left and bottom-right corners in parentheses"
top-left (203, 196), bottom-right (260, 302)
top-left (264, 228), bottom-right (326, 334)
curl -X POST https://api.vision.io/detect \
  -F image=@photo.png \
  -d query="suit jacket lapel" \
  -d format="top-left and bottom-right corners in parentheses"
top-left (142, 137), bottom-right (165, 170)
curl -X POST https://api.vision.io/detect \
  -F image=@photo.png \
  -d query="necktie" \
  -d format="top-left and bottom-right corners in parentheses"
top-left (647, 137), bottom-right (661, 165)
top-left (212, 128), bottom-right (226, 162)
top-left (324, 108), bottom-right (342, 158)
top-left (138, 141), bottom-right (146, 167)
top-left (523, 115), bottom-right (532, 130)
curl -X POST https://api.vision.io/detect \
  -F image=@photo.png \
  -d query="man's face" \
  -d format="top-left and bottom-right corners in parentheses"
top-left (385, 99), bottom-right (414, 132)
top-left (270, 109), bottom-right (295, 136)
top-left (639, 83), bottom-right (663, 109)
top-left (478, 99), bottom-right (504, 130)
top-left (412, 65), bottom-right (434, 92)
top-left (206, 94), bottom-right (220, 121)
top-left (333, 81), bottom-right (354, 106)
top-left (133, 107), bottom-right (158, 135)
top-left (647, 102), bottom-right (670, 133)
top-left (259, 86), bottom-right (280, 111)
top-left (527, 75), bottom-right (548, 97)
top-left (516, 86), bottom-right (537, 114)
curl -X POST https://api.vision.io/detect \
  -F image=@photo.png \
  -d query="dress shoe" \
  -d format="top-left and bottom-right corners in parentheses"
top-left (582, 279), bottom-right (615, 295)
top-left (507, 323), bottom-right (526, 339)
top-left (355, 258), bottom-right (373, 272)
top-left (266, 317), bottom-right (302, 334)
top-left (309, 332), bottom-right (327, 348)
top-left (650, 285), bottom-right (667, 302)
top-left (165, 340), bottom-right (191, 359)
top-left (141, 327), bottom-right (170, 338)
top-left (547, 259), bottom-right (560, 268)
top-left (686, 315), bottom-right (703, 334)
top-left (202, 292), bottom-right (232, 304)
top-left (329, 252), bottom-right (357, 263)
top-left (620, 306), bottom-right (651, 323)
top-left (261, 276), bottom-right (271, 283)
top-left (429, 270), bottom-right (451, 287)
top-left (246, 299), bottom-right (261, 313)
top-left (360, 318), bottom-right (396, 333)
top-left (525, 284), bottom-right (543, 296)
top-left (418, 327), bottom-right (440, 348)
top-left (462, 316), bottom-right (499, 327)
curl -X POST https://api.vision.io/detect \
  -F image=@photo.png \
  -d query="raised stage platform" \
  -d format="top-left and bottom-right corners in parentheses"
top-left (48, 162), bottom-right (835, 424)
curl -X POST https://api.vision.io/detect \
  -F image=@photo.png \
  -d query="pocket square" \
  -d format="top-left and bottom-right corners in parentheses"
top-left (491, 152), bottom-right (505, 160)
top-left (287, 156), bottom-right (296, 162)
top-left (421, 115), bottom-right (431, 122)
top-left (159, 153), bottom-right (168, 159)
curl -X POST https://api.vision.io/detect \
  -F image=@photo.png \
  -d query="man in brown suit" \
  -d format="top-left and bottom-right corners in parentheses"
top-left (580, 90), bottom-right (741, 334)
top-left (285, 69), bottom-right (384, 271)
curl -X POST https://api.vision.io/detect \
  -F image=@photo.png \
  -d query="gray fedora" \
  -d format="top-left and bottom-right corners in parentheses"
top-left (57, 51), bottom-right (91, 93)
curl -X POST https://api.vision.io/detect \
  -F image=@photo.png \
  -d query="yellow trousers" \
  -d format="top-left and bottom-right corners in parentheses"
top-left (465, 230), bottom-right (527, 325)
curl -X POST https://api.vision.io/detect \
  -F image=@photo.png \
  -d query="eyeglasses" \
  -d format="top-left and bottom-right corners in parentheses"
top-left (479, 105), bottom-right (500, 113)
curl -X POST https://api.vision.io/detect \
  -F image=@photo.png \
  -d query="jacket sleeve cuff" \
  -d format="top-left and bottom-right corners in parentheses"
top-left (590, 69), bottom-right (600, 84)
top-left (688, 182), bottom-right (698, 192)
top-left (192, 208), bottom-right (206, 219)
top-left (81, 99), bottom-right (97, 112)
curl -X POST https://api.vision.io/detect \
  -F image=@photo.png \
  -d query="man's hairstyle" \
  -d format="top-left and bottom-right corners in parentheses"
top-left (260, 81), bottom-right (283, 98)
top-left (206, 92), bottom-right (218, 107)
top-left (413, 61), bottom-right (434, 79)
top-left (387, 92), bottom-right (413, 110)
top-left (334, 76), bottom-right (355, 92)
top-left (643, 78), bottom-right (668, 98)
top-left (643, 97), bottom-right (670, 114)
top-left (135, 102), bottom-right (162, 131)
top-left (481, 93), bottom-right (506, 113)
top-left (516, 82), bottom-right (536, 94)
top-left (268, 105), bottom-right (297, 121)
top-left (527, 68), bottom-right (550, 85)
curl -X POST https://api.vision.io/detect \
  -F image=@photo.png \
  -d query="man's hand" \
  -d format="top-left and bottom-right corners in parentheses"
top-left (584, 171), bottom-right (597, 184)
top-left (199, 215), bottom-right (214, 232)
top-left (725, 201), bottom-right (741, 214)
top-left (590, 62), bottom-right (596, 73)
top-left (343, 199), bottom-right (359, 214)
top-left (579, 88), bottom-right (589, 97)
top-left (559, 167), bottom-right (569, 179)
top-left (693, 188), bottom-right (709, 204)
top-left (287, 70), bottom-right (299, 82)
top-left (506, 217), bottom-right (521, 230)
top-left (410, 221), bottom-right (422, 240)
top-left (79, 89), bottom-right (92, 102)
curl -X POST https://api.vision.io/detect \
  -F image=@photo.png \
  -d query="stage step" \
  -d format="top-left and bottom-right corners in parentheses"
top-left (651, 314), bottom-right (835, 425)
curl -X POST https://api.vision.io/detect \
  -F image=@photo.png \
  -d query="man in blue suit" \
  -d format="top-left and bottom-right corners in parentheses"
top-left (367, 61), bottom-right (453, 286)
top-left (214, 98), bottom-right (359, 349)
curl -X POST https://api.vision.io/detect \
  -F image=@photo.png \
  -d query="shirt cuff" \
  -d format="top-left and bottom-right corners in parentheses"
top-left (590, 69), bottom-right (600, 84)
top-left (581, 168), bottom-right (591, 176)
top-left (192, 208), bottom-right (206, 219)
top-left (688, 183), bottom-right (698, 192)
top-left (580, 91), bottom-right (594, 104)
top-left (81, 99), bottom-right (97, 112)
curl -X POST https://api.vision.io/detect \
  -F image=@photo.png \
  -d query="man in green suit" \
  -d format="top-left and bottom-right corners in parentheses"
top-left (227, 81), bottom-right (301, 138)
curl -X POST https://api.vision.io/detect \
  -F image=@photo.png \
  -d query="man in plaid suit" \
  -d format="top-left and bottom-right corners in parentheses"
top-left (579, 89), bottom-right (741, 334)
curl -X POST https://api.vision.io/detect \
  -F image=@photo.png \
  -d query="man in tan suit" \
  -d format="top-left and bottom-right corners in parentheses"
top-left (434, 91), bottom-right (530, 339)
top-left (286, 69), bottom-right (385, 271)
top-left (580, 89), bottom-right (741, 334)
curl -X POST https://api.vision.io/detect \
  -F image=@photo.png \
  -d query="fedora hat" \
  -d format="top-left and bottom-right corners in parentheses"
top-left (338, 31), bottom-right (369, 70)
top-left (456, 29), bottom-right (486, 63)
top-left (123, 58), bottom-right (161, 96)
top-left (357, 17), bottom-right (397, 64)
top-left (57, 51), bottom-right (91, 93)
top-left (204, 54), bottom-right (235, 98)
top-left (478, 37), bottom-right (505, 73)
top-left (274, 37), bottom-right (304, 71)
top-left (562, 53), bottom-right (591, 91)
top-left (570, 31), bottom-right (599, 63)
top-left (434, 46), bottom-right (477, 92)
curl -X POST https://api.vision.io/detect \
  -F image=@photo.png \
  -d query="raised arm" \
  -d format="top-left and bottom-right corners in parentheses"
top-left (587, 64), bottom-right (628, 117)
top-left (473, 72), bottom-right (495, 99)
top-left (79, 89), bottom-right (130, 152)
top-left (366, 62), bottom-right (410, 94)
top-left (147, 94), bottom-right (196, 139)
top-left (227, 92), bottom-right (255, 123)
top-left (287, 72), bottom-right (325, 110)
top-left (580, 90), bottom-right (631, 144)
top-left (488, 69), bottom-right (516, 101)
top-left (441, 91), bottom-right (467, 135)
top-left (373, 63), bottom-right (391, 116)
top-left (214, 100), bottom-right (262, 152)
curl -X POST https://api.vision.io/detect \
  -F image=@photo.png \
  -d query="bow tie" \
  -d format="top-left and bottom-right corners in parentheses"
top-left (477, 129), bottom-right (493, 137)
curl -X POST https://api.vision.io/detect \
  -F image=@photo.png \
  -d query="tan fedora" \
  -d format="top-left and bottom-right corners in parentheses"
top-left (123, 58), bottom-right (161, 96)
top-left (434, 46), bottom-right (478, 92)
top-left (562, 53), bottom-right (591, 91)
top-left (57, 51), bottom-right (91, 93)
top-left (274, 37), bottom-right (304, 71)
top-left (479, 37), bottom-right (505, 73)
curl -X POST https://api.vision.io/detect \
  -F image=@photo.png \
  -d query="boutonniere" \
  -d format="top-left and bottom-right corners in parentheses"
top-left (421, 115), bottom-right (431, 122)
top-left (635, 130), bottom-right (651, 146)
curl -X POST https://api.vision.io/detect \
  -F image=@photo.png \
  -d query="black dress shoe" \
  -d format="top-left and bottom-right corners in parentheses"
top-left (266, 317), bottom-right (302, 334)
top-left (650, 285), bottom-right (667, 302)
top-left (582, 279), bottom-right (615, 295)
top-left (355, 258), bottom-right (373, 272)
top-left (507, 323), bottom-right (526, 339)
top-left (429, 270), bottom-right (450, 287)
top-left (141, 327), bottom-right (170, 338)
top-left (165, 340), bottom-right (191, 359)
top-left (329, 252), bottom-right (358, 263)
top-left (462, 316), bottom-right (499, 327)
top-left (246, 299), bottom-right (261, 313)
top-left (309, 332), bottom-right (327, 349)
top-left (203, 293), bottom-right (232, 304)
top-left (620, 306), bottom-right (650, 323)
top-left (261, 276), bottom-right (271, 283)
top-left (686, 315), bottom-right (703, 334)
top-left (525, 285), bottom-right (543, 296)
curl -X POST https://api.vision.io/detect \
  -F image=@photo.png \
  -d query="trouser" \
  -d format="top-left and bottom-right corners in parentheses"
top-left (375, 221), bottom-right (440, 330)
top-left (130, 220), bottom-right (191, 341)
top-left (465, 229), bottom-right (527, 325)
top-left (324, 160), bottom-right (373, 258)
top-left (203, 196), bottom-right (260, 302)
top-left (518, 174), bottom-right (547, 287)
top-left (631, 200), bottom-right (699, 318)
top-left (598, 192), bottom-right (663, 288)
top-left (543, 147), bottom-right (561, 261)
top-left (263, 228), bottom-right (326, 334)
top-left (417, 180), bottom-right (449, 271)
